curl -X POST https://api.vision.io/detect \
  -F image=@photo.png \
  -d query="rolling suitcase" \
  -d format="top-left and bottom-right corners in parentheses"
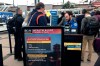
top-left (93, 38), bottom-right (100, 66)
top-left (93, 38), bottom-right (100, 53)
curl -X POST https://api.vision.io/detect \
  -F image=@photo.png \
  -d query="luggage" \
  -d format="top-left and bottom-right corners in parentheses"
top-left (93, 38), bottom-right (100, 53)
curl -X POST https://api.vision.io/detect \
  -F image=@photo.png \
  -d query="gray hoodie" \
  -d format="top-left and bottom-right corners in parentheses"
top-left (81, 14), bottom-right (91, 32)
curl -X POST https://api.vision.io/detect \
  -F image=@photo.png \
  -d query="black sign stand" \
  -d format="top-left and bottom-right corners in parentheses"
top-left (63, 34), bottom-right (83, 66)
top-left (0, 44), bottom-right (3, 66)
top-left (22, 27), bottom-right (63, 66)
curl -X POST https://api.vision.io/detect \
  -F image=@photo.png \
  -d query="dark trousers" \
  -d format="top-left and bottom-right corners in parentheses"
top-left (14, 30), bottom-right (22, 59)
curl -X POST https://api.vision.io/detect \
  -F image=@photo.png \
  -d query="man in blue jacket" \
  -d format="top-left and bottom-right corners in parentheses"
top-left (64, 11), bottom-right (78, 34)
top-left (28, 2), bottom-right (47, 26)
top-left (58, 11), bottom-right (78, 28)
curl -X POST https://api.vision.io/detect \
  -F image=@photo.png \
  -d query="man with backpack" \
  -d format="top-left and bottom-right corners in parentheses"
top-left (28, 2), bottom-right (47, 26)
top-left (81, 11), bottom-right (100, 62)
top-left (7, 16), bottom-right (16, 34)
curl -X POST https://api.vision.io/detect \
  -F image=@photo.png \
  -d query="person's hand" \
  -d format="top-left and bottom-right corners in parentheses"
top-left (49, 56), bottom-right (55, 62)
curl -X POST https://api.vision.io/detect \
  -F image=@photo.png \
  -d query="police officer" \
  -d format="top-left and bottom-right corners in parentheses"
top-left (58, 11), bottom-right (78, 34)
top-left (14, 8), bottom-right (24, 61)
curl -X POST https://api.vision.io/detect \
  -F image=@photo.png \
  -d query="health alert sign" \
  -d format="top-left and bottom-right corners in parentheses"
top-left (27, 37), bottom-right (51, 43)
top-left (64, 42), bottom-right (81, 51)
top-left (32, 29), bottom-right (61, 34)
top-left (26, 37), bottom-right (51, 51)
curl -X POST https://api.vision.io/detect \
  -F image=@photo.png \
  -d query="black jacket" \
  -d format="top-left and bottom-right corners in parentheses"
top-left (76, 15), bottom-right (85, 34)
top-left (14, 14), bottom-right (24, 30)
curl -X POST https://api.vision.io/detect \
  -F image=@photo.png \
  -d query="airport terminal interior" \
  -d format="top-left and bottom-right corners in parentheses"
top-left (0, 0), bottom-right (100, 66)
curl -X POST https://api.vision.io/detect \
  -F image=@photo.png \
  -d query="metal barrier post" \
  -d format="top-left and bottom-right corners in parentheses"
top-left (0, 44), bottom-right (3, 66)
top-left (8, 33), bottom-right (12, 54)
top-left (6, 20), bottom-right (13, 55)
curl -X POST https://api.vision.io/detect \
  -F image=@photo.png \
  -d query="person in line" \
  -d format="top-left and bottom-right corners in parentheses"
top-left (22, 8), bottom-right (38, 26)
top-left (94, 10), bottom-right (100, 37)
top-left (57, 12), bottom-right (65, 25)
top-left (94, 10), bottom-right (100, 66)
top-left (81, 11), bottom-right (98, 62)
top-left (90, 9), bottom-right (96, 16)
top-left (28, 2), bottom-right (47, 26)
top-left (14, 8), bottom-right (24, 61)
top-left (58, 11), bottom-right (78, 34)
top-left (22, 12), bottom-right (31, 26)
top-left (76, 9), bottom-right (87, 34)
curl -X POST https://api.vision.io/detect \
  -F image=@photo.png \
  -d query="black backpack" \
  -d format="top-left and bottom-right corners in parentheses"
top-left (83, 17), bottom-right (100, 36)
top-left (7, 16), bottom-right (16, 34)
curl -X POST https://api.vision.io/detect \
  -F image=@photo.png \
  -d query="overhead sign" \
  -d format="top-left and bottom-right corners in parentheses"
top-left (50, 10), bottom-right (58, 15)
top-left (0, 12), bottom-right (13, 18)
top-left (0, 12), bottom-right (13, 22)
top-left (50, 15), bottom-right (58, 26)
top-left (50, 10), bottom-right (58, 26)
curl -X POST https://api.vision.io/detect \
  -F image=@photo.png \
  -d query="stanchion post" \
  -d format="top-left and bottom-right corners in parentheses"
top-left (0, 44), bottom-right (3, 66)
top-left (6, 20), bottom-right (13, 55)
top-left (8, 33), bottom-right (12, 54)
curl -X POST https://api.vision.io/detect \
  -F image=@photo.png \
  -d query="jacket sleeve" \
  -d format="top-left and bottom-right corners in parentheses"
top-left (81, 18), bottom-right (86, 33)
top-left (38, 16), bottom-right (47, 26)
top-left (58, 20), bottom-right (63, 26)
top-left (58, 17), bottom-right (65, 26)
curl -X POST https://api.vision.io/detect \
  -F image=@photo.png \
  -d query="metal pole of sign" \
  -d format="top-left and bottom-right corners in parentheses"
top-left (6, 20), bottom-right (13, 54)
